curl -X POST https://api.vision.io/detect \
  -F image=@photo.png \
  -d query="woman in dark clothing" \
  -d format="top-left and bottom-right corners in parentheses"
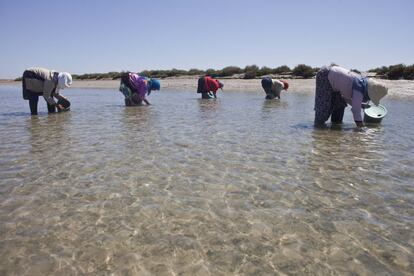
top-left (22, 67), bottom-right (72, 115)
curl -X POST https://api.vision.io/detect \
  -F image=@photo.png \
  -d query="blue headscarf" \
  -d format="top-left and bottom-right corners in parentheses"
top-left (147, 78), bottom-right (160, 95)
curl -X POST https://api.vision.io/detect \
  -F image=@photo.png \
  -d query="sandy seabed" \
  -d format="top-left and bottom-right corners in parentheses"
top-left (0, 79), bottom-right (413, 274)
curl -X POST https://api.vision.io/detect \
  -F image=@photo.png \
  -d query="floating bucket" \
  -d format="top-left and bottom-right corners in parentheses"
top-left (363, 104), bottom-right (387, 124)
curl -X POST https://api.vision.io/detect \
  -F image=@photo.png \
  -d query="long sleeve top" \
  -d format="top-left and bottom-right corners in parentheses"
top-left (23, 67), bottom-right (65, 105)
top-left (203, 76), bottom-right (221, 94)
top-left (128, 74), bottom-right (148, 101)
top-left (270, 79), bottom-right (284, 98)
top-left (328, 66), bottom-right (363, 122)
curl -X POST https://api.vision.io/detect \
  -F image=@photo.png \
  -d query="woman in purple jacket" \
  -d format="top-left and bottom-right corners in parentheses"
top-left (119, 73), bottom-right (160, 106)
top-left (314, 65), bottom-right (388, 127)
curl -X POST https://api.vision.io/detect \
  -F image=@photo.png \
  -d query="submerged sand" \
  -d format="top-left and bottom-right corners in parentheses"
top-left (1, 84), bottom-right (413, 275)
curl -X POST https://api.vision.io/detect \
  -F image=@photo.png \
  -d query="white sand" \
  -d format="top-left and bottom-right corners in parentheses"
top-left (1, 78), bottom-right (413, 99)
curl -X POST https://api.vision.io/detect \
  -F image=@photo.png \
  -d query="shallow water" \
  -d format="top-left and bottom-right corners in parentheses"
top-left (0, 86), bottom-right (413, 275)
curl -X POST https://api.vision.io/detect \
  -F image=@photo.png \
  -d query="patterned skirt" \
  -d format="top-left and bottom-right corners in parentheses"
top-left (314, 67), bottom-right (347, 124)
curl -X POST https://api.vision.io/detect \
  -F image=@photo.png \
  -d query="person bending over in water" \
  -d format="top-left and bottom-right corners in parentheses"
top-left (261, 77), bottom-right (289, 99)
top-left (22, 67), bottom-right (72, 115)
top-left (119, 72), bottom-right (160, 106)
top-left (314, 65), bottom-right (387, 128)
top-left (197, 76), bottom-right (223, 99)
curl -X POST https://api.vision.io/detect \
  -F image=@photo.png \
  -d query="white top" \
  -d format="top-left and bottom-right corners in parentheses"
top-left (328, 66), bottom-right (363, 121)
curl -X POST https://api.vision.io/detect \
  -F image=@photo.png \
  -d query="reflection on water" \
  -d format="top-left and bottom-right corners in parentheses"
top-left (0, 87), bottom-right (413, 275)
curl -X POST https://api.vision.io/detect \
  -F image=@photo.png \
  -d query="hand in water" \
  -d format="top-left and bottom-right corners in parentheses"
top-left (361, 103), bottom-right (371, 109)
top-left (355, 121), bottom-right (364, 128)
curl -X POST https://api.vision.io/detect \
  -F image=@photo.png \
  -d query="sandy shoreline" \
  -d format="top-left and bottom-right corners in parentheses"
top-left (1, 78), bottom-right (413, 99)
top-left (0, 78), bottom-right (312, 91)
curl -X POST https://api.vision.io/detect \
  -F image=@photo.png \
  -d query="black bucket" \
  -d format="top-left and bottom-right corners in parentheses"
top-left (57, 98), bottom-right (71, 112)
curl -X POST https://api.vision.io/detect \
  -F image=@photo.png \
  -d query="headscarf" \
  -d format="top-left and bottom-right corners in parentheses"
top-left (367, 79), bottom-right (388, 105)
top-left (147, 78), bottom-right (160, 95)
top-left (58, 72), bottom-right (72, 89)
top-left (281, 80), bottom-right (289, 90)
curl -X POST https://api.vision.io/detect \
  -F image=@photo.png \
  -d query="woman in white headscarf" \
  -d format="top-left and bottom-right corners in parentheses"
top-left (314, 65), bottom-right (387, 127)
top-left (22, 67), bottom-right (72, 115)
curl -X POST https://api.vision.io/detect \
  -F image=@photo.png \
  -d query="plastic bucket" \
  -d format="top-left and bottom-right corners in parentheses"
top-left (363, 104), bottom-right (387, 124)
top-left (57, 98), bottom-right (71, 109)
top-left (57, 98), bottom-right (71, 112)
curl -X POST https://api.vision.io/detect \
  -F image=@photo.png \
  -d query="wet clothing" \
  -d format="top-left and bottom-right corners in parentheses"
top-left (26, 93), bottom-right (56, 115)
top-left (119, 82), bottom-right (141, 106)
top-left (197, 76), bottom-right (220, 98)
top-left (129, 74), bottom-right (148, 100)
top-left (261, 77), bottom-right (284, 99)
top-left (119, 73), bottom-right (149, 106)
top-left (314, 66), bottom-right (368, 125)
top-left (22, 68), bottom-right (66, 115)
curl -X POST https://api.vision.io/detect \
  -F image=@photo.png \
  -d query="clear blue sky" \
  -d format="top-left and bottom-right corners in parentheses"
top-left (0, 0), bottom-right (413, 78)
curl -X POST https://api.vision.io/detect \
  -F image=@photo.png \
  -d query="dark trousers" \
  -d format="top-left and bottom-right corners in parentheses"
top-left (197, 77), bottom-right (215, 99)
top-left (27, 93), bottom-right (55, 115)
top-left (22, 71), bottom-right (55, 115)
top-left (331, 107), bottom-right (345, 123)
top-left (197, 77), bottom-right (205, 94)
top-left (201, 92), bottom-right (214, 99)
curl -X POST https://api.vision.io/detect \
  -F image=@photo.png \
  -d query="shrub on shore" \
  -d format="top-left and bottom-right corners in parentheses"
top-left (72, 71), bottom-right (123, 80)
top-left (292, 64), bottom-right (317, 79)
top-left (369, 64), bottom-right (414, 80)
top-left (28, 63), bottom-right (411, 82)
top-left (219, 66), bottom-right (243, 77)
top-left (387, 64), bottom-right (405, 80)
top-left (403, 65), bottom-right (414, 80)
top-left (187, 68), bottom-right (204, 75)
top-left (272, 65), bottom-right (291, 74)
top-left (243, 65), bottom-right (260, 79)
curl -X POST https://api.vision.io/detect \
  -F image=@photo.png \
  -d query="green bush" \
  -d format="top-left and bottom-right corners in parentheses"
top-left (140, 70), bottom-right (169, 78)
top-left (292, 64), bottom-right (315, 78)
top-left (368, 66), bottom-right (388, 75)
top-left (403, 65), bottom-right (414, 80)
top-left (219, 66), bottom-right (243, 77)
top-left (387, 64), bottom-right (405, 80)
top-left (139, 70), bottom-right (152, 77)
top-left (64, 63), bottom-right (414, 81)
top-left (272, 65), bottom-right (291, 74)
top-left (205, 68), bottom-right (219, 78)
top-left (243, 65), bottom-right (259, 79)
top-left (258, 66), bottom-right (272, 76)
top-left (107, 71), bottom-right (123, 79)
top-left (168, 68), bottom-right (188, 77)
top-left (188, 68), bottom-right (205, 75)
top-left (368, 64), bottom-right (414, 79)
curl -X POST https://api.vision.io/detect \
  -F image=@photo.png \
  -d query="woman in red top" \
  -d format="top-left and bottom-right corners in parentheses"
top-left (197, 76), bottom-right (224, 99)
